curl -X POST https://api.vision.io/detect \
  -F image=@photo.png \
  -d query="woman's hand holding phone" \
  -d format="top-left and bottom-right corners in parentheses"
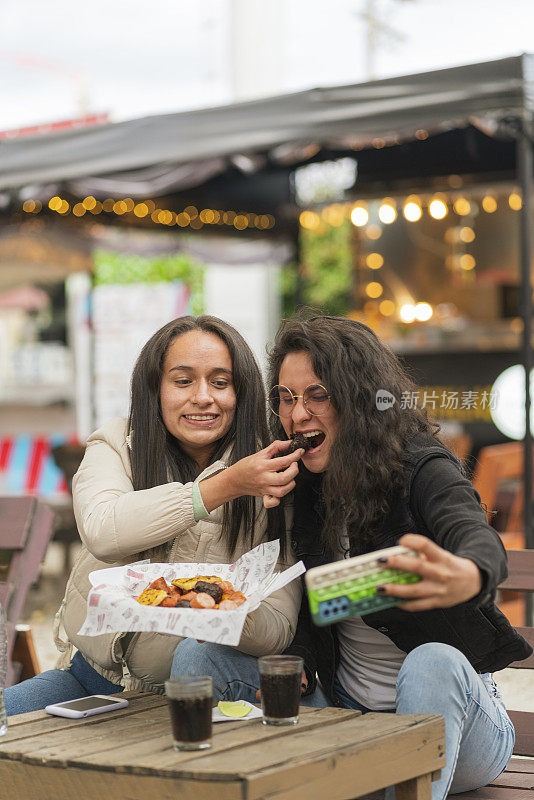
top-left (376, 533), bottom-right (483, 611)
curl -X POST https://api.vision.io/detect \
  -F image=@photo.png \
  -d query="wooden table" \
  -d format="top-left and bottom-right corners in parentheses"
top-left (0, 692), bottom-right (445, 800)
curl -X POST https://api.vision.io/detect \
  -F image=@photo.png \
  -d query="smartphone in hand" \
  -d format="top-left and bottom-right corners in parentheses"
top-left (45, 695), bottom-right (129, 719)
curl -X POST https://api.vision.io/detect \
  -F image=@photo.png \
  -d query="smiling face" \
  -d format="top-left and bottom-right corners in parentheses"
top-left (278, 351), bottom-right (339, 473)
top-left (160, 330), bottom-right (236, 469)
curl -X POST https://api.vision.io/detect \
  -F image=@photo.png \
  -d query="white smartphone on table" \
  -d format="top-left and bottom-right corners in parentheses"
top-left (45, 695), bottom-right (129, 719)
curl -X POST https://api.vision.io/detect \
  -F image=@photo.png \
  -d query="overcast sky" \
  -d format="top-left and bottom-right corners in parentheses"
top-left (1, 0), bottom-right (533, 130)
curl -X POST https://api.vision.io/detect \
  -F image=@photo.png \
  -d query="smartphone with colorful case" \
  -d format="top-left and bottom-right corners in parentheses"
top-left (305, 545), bottom-right (421, 626)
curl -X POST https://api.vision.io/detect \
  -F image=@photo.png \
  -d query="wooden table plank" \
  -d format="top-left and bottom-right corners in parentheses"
top-left (242, 714), bottom-right (444, 800)
top-left (0, 760), bottom-right (243, 800)
top-left (0, 697), bottom-right (445, 800)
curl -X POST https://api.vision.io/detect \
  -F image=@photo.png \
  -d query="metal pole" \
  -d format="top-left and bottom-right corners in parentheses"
top-left (518, 123), bottom-right (534, 624)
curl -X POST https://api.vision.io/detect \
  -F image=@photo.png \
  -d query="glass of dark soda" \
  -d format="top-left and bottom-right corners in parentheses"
top-left (165, 677), bottom-right (213, 750)
top-left (258, 655), bottom-right (304, 726)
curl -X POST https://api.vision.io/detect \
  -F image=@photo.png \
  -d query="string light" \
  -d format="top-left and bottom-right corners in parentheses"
top-left (400, 304), bottom-right (416, 323)
top-left (366, 225), bottom-right (382, 240)
top-left (453, 197), bottom-right (471, 216)
top-left (460, 254), bottom-right (476, 270)
top-left (403, 200), bottom-right (422, 222)
top-left (378, 201), bottom-right (396, 224)
top-left (134, 203), bottom-right (149, 218)
top-left (300, 210), bottom-right (321, 229)
top-left (366, 253), bottom-right (384, 269)
top-left (350, 205), bottom-right (369, 227)
top-left (428, 199), bottom-right (448, 220)
top-left (379, 300), bottom-right (395, 316)
top-left (459, 227), bottom-right (475, 243)
top-left (482, 195), bottom-right (497, 213)
top-left (509, 193), bottom-right (522, 210)
top-left (82, 196), bottom-right (96, 211)
top-left (415, 302), bottom-right (433, 321)
top-left (365, 281), bottom-right (383, 298)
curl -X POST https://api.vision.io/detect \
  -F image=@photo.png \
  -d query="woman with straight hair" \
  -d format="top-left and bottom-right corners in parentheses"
top-left (6, 315), bottom-right (303, 715)
top-left (171, 314), bottom-right (532, 800)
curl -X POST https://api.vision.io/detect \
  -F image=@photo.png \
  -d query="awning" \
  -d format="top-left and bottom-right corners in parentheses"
top-left (1, 54), bottom-right (533, 195)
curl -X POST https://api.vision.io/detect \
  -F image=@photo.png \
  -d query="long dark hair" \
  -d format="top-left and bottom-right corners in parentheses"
top-left (129, 315), bottom-right (285, 557)
top-left (267, 315), bottom-right (438, 552)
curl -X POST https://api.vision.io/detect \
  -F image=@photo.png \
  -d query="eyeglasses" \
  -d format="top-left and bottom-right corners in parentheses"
top-left (268, 383), bottom-right (331, 418)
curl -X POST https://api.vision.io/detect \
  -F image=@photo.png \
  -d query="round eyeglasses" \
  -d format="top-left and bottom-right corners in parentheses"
top-left (268, 383), bottom-right (331, 418)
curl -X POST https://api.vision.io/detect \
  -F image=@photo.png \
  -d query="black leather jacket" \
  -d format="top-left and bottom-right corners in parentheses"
top-left (285, 434), bottom-right (533, 705)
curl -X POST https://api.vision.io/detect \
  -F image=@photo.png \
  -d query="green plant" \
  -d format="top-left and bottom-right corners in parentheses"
top-left (281, 219), bottom-right (353, 317)
top-left (93, 250), bottom-right (205, 314)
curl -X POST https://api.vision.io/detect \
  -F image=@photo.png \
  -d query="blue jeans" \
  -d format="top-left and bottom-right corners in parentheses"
top-left (171, 640), bottom-right (514, 800)
top-left (5, 652), bottom-right (123, 716)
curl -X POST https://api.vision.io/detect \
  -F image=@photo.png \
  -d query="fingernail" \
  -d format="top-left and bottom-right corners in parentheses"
top-left (376, 586), bottom-right (386, 593)
top-left (378, 557), bottom-right (388, 564)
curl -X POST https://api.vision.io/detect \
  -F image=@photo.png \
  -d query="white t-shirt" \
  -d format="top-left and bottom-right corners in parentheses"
top-left (335, 536), bottom-right (407, 710)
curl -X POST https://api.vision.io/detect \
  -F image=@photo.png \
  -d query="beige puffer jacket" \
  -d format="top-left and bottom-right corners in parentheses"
top-left (54, 417), bottom-right (301, 693)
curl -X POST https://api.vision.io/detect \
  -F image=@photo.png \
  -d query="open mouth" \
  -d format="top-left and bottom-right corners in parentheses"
top-left (295, 430), bottom-right (326, 451)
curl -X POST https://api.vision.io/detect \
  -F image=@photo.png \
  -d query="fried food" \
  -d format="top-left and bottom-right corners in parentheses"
top-left (135, 575), bottom-right (245, 609)
top-left (136, 588), bottom-right (168, 606)
top-left (194, 581), bottom-right (223, 603)
top-left (288, 433), bottom-right (311, 452)
top-left (171, 575), bottom-right (222, 592)
top-left (190, 592), bottom-right (216, 609)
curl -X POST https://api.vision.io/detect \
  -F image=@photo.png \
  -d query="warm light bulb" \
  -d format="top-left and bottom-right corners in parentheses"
top-left (453, 198), bottom-right (471, 216)
top-left (460, 254), bottom-right (476, 270)
top-left (459, 227), bottom-right (475, 243)
top-left (509, 193), bottom-right (522, 210)
top-left (429, 199), bottom-right (448, 220)
top-left (350, 206), bottom-right (369, 227)
top-left (300, 210), bottom-right (320, 229)
top-left (403, 201), bottom-right (422, 222)
top-left (378, 202), bottom-right (396, 224)
top-left (366, 224), bottom-right (382, 240)
top-left (400, 304), bottom-right (416, 323)
top-left (366, 253), bottom-right (384, 269)
top-left (134, 203), bottom-right (149, 218)
top-left (415, 302), bottom-right (433, 321)
top-left (366, 281), bottom-right (383, 298)
top-left (379, 300), bottom-right (395, 316)
top-left (482, 195), bottom-right (497, 213)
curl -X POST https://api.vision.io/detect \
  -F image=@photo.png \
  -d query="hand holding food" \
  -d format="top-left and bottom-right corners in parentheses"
top-left (263, 434), bottom-right (310, 508)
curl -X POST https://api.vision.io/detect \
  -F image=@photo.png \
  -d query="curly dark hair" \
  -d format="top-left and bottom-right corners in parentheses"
top-left (129, 315), bottom-right (285, 557)
top-left (267, 315), bottom-right (438, 553)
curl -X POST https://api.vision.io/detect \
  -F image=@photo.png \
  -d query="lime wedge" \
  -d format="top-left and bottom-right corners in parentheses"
top-left (217, 700), bottom-right (252, 718)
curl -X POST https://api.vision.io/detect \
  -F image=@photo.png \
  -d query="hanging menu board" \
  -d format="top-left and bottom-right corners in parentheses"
top-left (92, 282), bottom-right (191, 428)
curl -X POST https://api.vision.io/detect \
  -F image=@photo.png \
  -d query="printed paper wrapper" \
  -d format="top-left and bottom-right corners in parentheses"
top-left (78, 540), bottom-right (305, 646)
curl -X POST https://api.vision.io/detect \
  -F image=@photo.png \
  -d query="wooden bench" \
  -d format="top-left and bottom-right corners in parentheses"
top-left (456, 548), bottom-right (534, 798)
top-left (0, 497), bottom-right (55, 685)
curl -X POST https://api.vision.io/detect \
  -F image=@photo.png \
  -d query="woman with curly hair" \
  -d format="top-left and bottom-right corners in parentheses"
top-left (172, 315), bottom-right (531, 800)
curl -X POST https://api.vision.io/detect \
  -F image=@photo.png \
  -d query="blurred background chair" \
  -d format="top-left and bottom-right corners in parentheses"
top-left (472, 442), bottom-right (529, 625)
top-left (50, 443), bottom-right (85, 574)
top-left (0, 496), bottom-right (55, 685)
